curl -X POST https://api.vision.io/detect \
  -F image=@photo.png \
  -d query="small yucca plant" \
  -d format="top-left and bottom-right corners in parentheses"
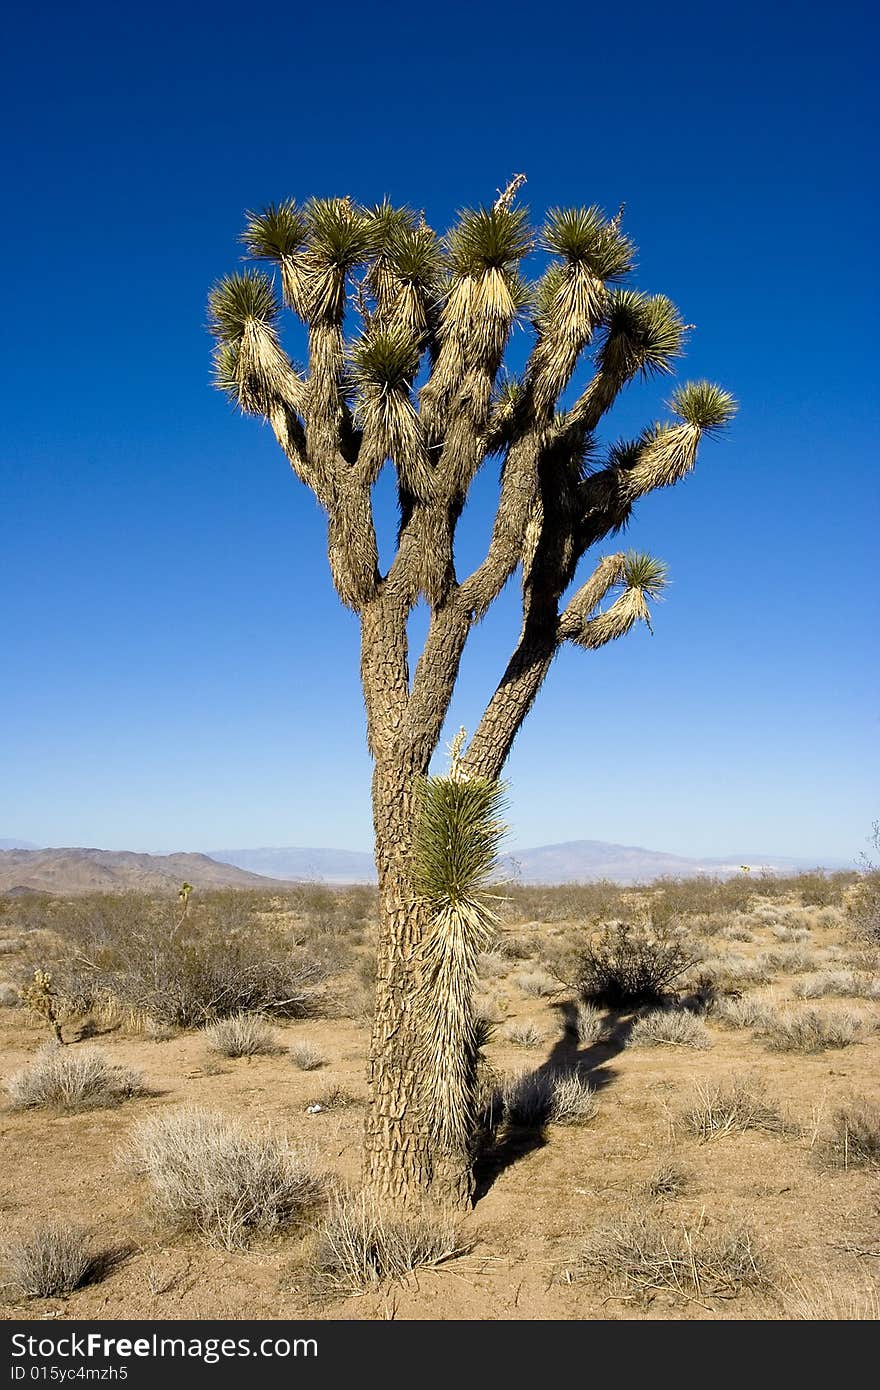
top-left (410, 752), bottom-right (507, 1159)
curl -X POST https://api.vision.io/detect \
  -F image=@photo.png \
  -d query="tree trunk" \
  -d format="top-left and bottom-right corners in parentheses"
top-left (363, 757), bottom-right (474, 1209)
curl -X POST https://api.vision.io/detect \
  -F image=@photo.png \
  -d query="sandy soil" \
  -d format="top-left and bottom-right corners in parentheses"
top-left (1, 901), bottom-right (878, 1321)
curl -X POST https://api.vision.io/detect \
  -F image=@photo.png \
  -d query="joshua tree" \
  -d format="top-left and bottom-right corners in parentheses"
top-left (208, 178), bottom-right (736, 1206)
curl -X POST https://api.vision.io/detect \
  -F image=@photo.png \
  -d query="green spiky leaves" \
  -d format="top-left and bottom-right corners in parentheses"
top-left (622, 550), bottom-right (669, 600)
top-left (208, 269), bottom-right (279, 343)
top-left (542, 206), bottom-right (634, 281)
top-left (670, 381), bottom-right (738, 434)
top-left (569, 550), bottom-right (668, 649)
top-left (599, 290), bottom-right (687, 380)
top-left (303, 197), bottom-right (373, 271)
top-left (351, 327), bottom-right (422, 393)
top-left (410, 775), bottom-right (507, 909)
top-left (241, 201), bottom-right (307, 262)
top-left (446, 205), bottom-right (532, 276)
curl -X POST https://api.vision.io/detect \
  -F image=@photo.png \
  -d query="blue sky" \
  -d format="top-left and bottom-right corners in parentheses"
top-left (1, 0), bottom-right (876, 863)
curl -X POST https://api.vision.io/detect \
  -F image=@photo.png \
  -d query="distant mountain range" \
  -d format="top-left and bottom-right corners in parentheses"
top-left (212, 840), bottom-right (841, 886)
top-left (0, 839), bottom-right (847, 895)
top-left (0, 848), bottom-right (292, 895)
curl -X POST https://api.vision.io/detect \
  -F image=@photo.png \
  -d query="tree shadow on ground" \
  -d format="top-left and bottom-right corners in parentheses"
top-left (472, 999), bottom-right (636, 1204)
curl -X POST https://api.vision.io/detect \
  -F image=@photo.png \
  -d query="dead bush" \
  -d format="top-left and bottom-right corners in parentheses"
top-left (683, 1075), bottom-right (788, 1140)
top-left (501, 1069), bottom-right (597, 1127)
top-left (2, 1224), bottom-right (100, 1298)
top-left (308, 1193), bottom-right (468, 1295)
top-left (502, 1020), bottom-right (545, 1048)
top-left (762, 1007), bottom-right (863, 1053)
top-left (6, 1045), bottom-right (144, 1112)
top-left (289, 1042), bottom-right (326, 1071)
top-left (627, 1008), bottom-right (711, 1050)
top-left (822, 1098), bottom-right (880, 1169)
top-left (572, 1211), bottom-right (768, 1298)
top-left (203, 1013), bottom-right (280, 1057)
top-left (125, 1108), bottom-right (326, 1249)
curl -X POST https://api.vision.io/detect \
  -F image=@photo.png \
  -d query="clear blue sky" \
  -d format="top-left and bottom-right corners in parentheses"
top-left (1, 0), bottom-right (877, 863)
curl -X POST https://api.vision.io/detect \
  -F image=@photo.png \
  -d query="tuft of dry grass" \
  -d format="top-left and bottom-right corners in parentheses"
top-left (783, 1275), bottom-right (879, 1320)
top-left (570, 1001), bottom-right (608, 1046)
top-left (683, 1074), bottom-right (788, 1141)
top-left (515, 970), bottom-right (557, 998)
top-left (309, 1083), bottom-right (359, 1112)
top-left (771, 925), bottom-right (811, 943)
top-left (307, 1193), bottom-right (469, 1296)
top-left (644, 1162), bottom-right (692, 1198)
top-left (501, 1069), bottom-right (597, 1127)
top-left (757, 948), bottom-right (819, 975)
top-left (2, 1224), bottom-right (99, 1298)
top-left (762, 1007), bottom-right (863, 1053)
top-left (289, 1041), bottom-right (326, 1071)
top-left (711, 995), bottom-right (781, 1032)
top-left (821, 1098), bottom-right (880, 1170)
top-left (125, 1107), bottom-right (326, 1249)
top-left (6, 1045), bottom-right (144, 1112)
top-left (502, 1020), bottom-right (545, 1048)
top-left (572, 1211), bottom-right (769, 1299)
top-left (795, 970), bottom-right (880, 1000)
top-left (203, 1012), bottom-right (280, 1058)
top-left (627, 1008), bottom-right (711, 1050)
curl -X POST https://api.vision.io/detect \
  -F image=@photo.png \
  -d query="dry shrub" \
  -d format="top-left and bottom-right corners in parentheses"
top-left (2, 1224), bottom-right (99, 1298)
top-left (571, 1001), bottom-right (608, 1046)
top-left (683, 1075), bottom-right (788, 1141)
top-left (572, 1211), bottom-right (769, 1299)
top-left (822, 1098), bottom-right (880, 1169)
top-left (289, 1042), bottom-right (326, 1071)
top-left (15, 894), bottom-right (331, 1029)
top-left (700, 955), bottom-right (772, 991)
top-left (310, 1083), bottom-right (359, 1111)
top-left (848, 870), bottom-right (880, 945)
top-left (126, 1108), bottom-right (326, 1249)
top-left (627, 1008), bottom-right (711, 1050)
top-left (575, 921), bottom-right (699, 1008)
top-left (477, 951), bottom-right (509, 981)
top-left (502, 1020), bottom-right (545, 1048)
top-left (711, 995), bottom-right (781, 1032)
top-left (203, 1012), bottom-right (280, 1057)
top-left (308, 1193), bottom-right (469, 1295)
top-left (644, 1162), bottom-right (692, 1198)
top-left (795, 970), bottom-right (880, 1000)
top-left (0, 983), bottom-right (20, 1006)
top-left (758, 948), bottom-right (819, 975)
top-left (762, 1007), bottom-right (863, 1053)
top-left (6, 1045), bottom-right (144, 1112)
top-left (771, 925), bottom-right (811, 943)
top-left (720, 924), bottom-right (756, 944)
top-left (515, 969), bottom-right (557, 998)
top-left (501, 1069), bottom-right (597, 1127)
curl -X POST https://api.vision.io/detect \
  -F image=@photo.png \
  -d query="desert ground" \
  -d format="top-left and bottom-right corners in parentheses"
top-left (1, 875), bottom-right (878, 1321)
